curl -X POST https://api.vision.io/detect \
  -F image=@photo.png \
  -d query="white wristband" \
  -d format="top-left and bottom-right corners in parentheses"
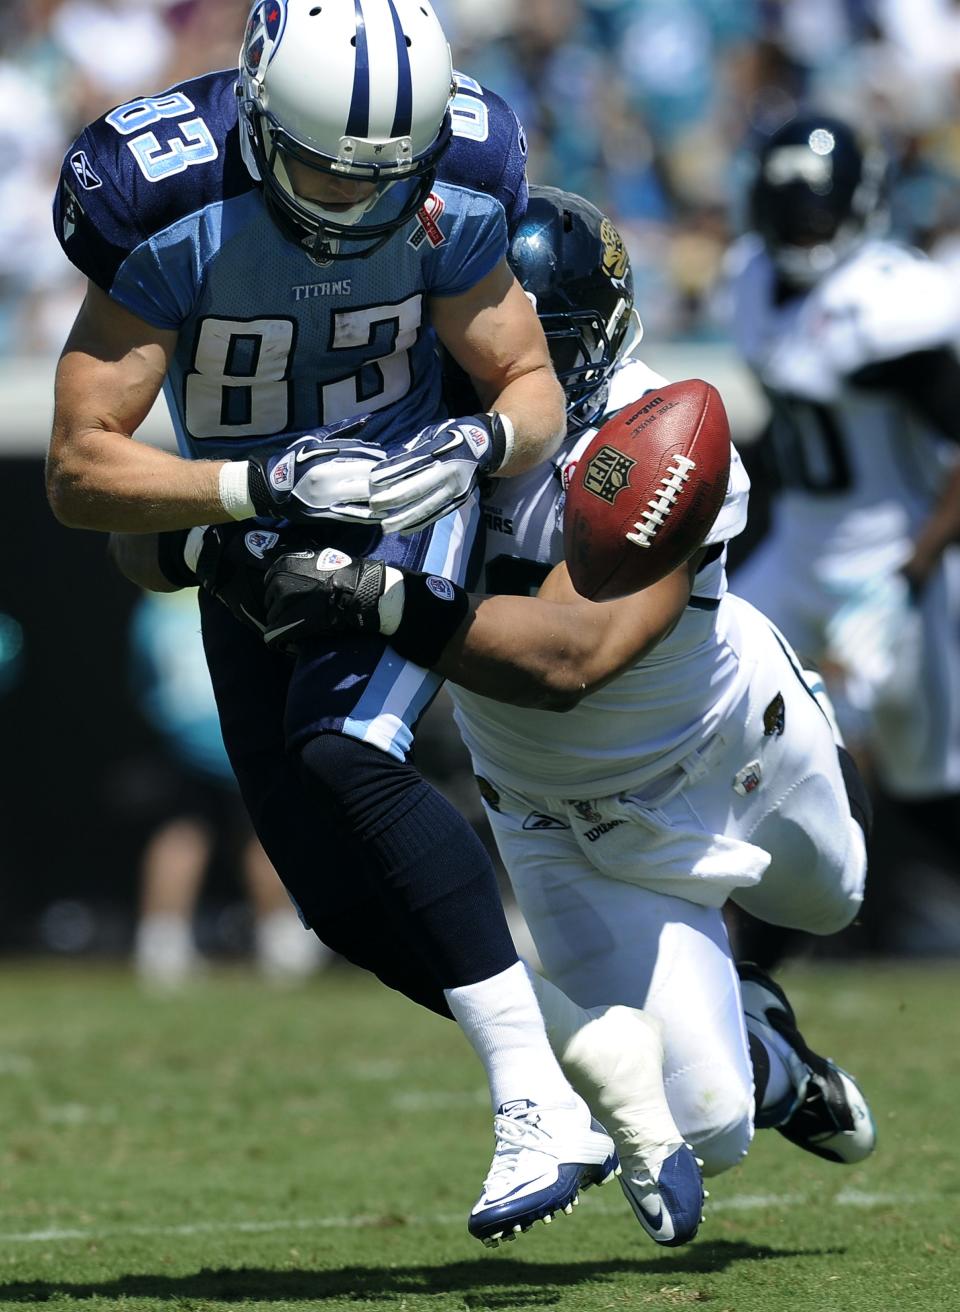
top-left (496, 412), bottom-right (516, 473)
top-left (377, 566), bottom-right (406, 636)
top-left (218, 461), bottom-right (256, 521)
top-left (184, 525), bottom-right (207, 576)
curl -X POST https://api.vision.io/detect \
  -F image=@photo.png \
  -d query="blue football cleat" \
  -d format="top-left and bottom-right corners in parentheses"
top-left (468, 1099), bottom-right (619, 1247)
top-left (739, 961), bottom-right (877, 1164)
top-left (619, 1142), bottom-right (705, 1247)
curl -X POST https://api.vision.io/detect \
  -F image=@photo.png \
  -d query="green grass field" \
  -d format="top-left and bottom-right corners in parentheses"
top-left (0, 960), bottom-right (957, 1312)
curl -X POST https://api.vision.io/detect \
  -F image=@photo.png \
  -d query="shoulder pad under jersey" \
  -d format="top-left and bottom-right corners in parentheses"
top-left (54, 69), bottom-right (253, 294)
top-left (439, 72), bottom-right (529, 235)
top-left (825, 241), bottom-right (960, 371)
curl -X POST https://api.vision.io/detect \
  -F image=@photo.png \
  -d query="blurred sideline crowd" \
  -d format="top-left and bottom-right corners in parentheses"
top-left (3, 0), bottom-right (960, 975)
top-left (3, 0), bottom-right (960, 353)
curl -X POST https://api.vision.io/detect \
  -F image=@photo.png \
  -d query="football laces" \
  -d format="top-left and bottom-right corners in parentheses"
top-left (626, 455), bottom-right (697, 549)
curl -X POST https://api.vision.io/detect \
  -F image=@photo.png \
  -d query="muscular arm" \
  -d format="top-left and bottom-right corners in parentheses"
top-left (430, 258), bottom-right (566, 475)
top-left (48, 283), bottom-right (233, 532)
top-left (434, 554), bottom-right (700, 710)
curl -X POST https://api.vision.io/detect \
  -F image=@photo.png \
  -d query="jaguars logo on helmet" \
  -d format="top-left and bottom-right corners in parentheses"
top-left (600, 218), bottom-right (629, 282)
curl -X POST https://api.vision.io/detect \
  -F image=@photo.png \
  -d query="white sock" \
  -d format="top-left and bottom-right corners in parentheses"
top-left (134, 913), bottom-right (197, 986)
top-left (444, 961), bottom-right (578, 1112)
top-left (255, 909), bottom-right (331, 982)
top-left (530, 969), bottom-right (681, 1176)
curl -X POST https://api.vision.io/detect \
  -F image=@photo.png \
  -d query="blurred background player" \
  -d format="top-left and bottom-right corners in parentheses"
top-left (726, 114), bottom-right (960, 957)
top-left (128, 587), bottom-right (327, 987)
top-left (244, 188), bottom-right (876, 1214)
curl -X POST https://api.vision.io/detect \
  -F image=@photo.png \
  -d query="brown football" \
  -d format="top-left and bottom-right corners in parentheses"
top-left (563, 379), bottom-right (732, 601)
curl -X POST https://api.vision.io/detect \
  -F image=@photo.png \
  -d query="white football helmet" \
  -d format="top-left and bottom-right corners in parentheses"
top-left (238, 0), bottom-right (454, 261)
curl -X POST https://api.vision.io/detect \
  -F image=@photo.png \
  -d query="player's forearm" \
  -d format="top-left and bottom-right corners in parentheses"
top-left (107, 530), bottom-right (198, 592)
top-left (435, 559), bottom-right (692, 706)
top-left (436, 594), bottom-right (605, 708)
top-left (46, 427), bottom-right (231, 532)
top-left (437, 592), bottom-right (667, 709)
top-left (904, 462), bottom-right (960, 588)
top-left (486, 365), bottom-right (567, 476)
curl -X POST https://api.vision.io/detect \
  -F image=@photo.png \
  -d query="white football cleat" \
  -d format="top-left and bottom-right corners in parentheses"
top-left (467, 1098), bottom-right (618, 1247)
top-left (559, 1006), bottom-right (704, 1246)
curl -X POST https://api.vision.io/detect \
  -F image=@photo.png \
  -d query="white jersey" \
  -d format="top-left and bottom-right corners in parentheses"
top-left (728, 235), bottom-right (960, 581)
top-left (447, 358), bottom-right (752, 799)
top-left (728, 236), bottom-right (960, 796)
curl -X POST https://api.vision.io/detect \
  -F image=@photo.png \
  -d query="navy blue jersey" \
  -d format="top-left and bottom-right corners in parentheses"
top-left (444, 72), bottom-right (528, 235)
top-left (54, 70), bottom-right (528, 462)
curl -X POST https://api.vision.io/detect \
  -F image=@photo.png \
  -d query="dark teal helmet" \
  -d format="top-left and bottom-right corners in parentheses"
top-left (750, 114), bottom-right (887, 285)
top-left (508, 186), bottom-right (642, 431)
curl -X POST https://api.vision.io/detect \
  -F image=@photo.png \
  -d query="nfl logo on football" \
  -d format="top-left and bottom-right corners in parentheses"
top-left (583, 445), bottom-right (635, 505)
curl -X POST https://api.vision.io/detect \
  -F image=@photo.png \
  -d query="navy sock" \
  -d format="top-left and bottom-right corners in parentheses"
top-left (299, 733), bottom-right (519, 988)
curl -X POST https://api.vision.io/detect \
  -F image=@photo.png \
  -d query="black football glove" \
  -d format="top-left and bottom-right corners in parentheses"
top-left (192, 522), bottom-right (318, 636)
top-left (263, 548), bottom-right (470, 666)
top-left (262, 550), bottom-right (391, 647)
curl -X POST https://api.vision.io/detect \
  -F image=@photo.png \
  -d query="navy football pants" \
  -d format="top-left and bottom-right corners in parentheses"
top-left (199, 589), bottom-right (518, 1015)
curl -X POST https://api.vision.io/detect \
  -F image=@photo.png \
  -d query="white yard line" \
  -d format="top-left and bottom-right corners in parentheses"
top-left (0, 1191), bottom-right (930, 1245)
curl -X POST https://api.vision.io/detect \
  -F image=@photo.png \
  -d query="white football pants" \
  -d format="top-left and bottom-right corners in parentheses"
top-left (482, 598), bottom-right (867, 1175)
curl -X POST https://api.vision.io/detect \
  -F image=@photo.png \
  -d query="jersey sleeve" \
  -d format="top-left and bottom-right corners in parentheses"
top-left (425, 189), bottom-right (508, 297)
top-left (110, 213), bottom-right (220, 328)
top-left (441, 74), bottom-right (529, 235)
top-left (704, 442), bottom-right (750, 546)
top-left (54, 122), bottom-right (147, 294)
top-left (834, 245), bottom-right (960, 372)
top-left (52, 71), bottom-right (249, 318)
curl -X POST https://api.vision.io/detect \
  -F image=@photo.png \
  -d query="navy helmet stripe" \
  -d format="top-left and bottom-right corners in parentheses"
top-left (346, 0), bottom-right (370, 138)
top-left (386, 0), bottom-right (413, 138)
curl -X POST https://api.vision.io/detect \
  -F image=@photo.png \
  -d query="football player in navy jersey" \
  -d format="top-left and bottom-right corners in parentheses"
top-left (46, 0), bottom-right (624, 1248)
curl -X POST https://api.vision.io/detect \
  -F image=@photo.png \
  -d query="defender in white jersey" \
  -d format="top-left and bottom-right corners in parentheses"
top-left (258, 189), bottom-right (877, 1198)
top-left (728, 115), bottom-right (960, 830)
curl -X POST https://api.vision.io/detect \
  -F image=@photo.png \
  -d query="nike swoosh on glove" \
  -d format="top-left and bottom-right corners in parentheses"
top-left (246, 416), bottom-right (383, 523)
top-left (367, 412), bottom-right (510, 535)
top-left (193, 522), bottom-right (319, 639)
top-left (262, 548), bottom-right (393, 647)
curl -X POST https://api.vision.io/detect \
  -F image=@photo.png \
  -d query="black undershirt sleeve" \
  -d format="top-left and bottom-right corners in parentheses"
top-left (848, 347), bottom-right (960, 444)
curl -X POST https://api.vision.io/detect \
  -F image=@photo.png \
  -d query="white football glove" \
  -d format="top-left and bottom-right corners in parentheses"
top-left (222, 416), bottom-right (384, 524)
top-left (368, 413), bottom-right (511, 535)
